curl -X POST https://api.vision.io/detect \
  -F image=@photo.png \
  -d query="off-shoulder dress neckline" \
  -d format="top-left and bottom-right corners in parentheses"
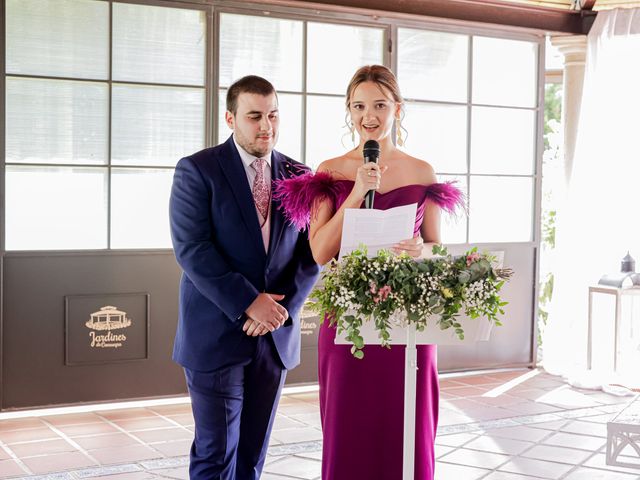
top-left (332, 179), bottom-right (430, 197)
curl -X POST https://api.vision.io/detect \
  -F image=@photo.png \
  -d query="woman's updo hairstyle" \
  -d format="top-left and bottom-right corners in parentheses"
top-left (345, 65), bottom-right (404, 109)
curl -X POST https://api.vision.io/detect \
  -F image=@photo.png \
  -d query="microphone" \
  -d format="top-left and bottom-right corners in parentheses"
top-left (363, 140), bottom-right (380, 209)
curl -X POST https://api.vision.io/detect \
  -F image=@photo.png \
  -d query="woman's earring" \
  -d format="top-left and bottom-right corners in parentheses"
top-left (350, 122), bottom-right (356, 144)
top-left (396, 118), bottom-right (404, 147)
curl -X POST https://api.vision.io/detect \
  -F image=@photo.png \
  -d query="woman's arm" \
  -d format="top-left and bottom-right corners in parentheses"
top-left (419, 200), bottom-right (442, 258)
top-left (392, 161), bottom-right (442, 259)
top-left (419, 163), bottom-right (442, 258)
top-left (309, 161), bottom-right (384, 265)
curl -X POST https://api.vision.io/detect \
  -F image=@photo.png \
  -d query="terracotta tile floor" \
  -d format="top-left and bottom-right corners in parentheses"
top-left (1, 369), bottom-right (639, 479)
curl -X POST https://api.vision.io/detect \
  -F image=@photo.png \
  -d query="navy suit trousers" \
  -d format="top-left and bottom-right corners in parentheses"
top-left (184, 335), bottom-right (286, 480)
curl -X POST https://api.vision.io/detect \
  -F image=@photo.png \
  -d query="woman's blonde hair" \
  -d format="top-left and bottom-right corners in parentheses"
top-left (345, 65), bottom-right (404, 108)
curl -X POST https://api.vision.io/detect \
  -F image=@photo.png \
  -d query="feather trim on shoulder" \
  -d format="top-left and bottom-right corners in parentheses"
top-left (273, 171), bottom-right (348, 231)
top-left (424, 181), bottom-right (466, 215)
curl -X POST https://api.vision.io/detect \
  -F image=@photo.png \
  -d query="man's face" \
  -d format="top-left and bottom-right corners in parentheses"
top-left (225, 92), bottom-right (279, 158)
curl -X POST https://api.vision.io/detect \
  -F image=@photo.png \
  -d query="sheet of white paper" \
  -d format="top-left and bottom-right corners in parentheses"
top-left (339, 203), bottom-right (417, 259)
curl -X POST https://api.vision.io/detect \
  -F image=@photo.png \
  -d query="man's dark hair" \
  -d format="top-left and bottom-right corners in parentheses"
top-left (226, 75), bottom-right (277, 115)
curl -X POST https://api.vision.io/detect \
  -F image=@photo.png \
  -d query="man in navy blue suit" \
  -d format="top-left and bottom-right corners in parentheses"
top-left (169, 75), bottom-right (320, 479)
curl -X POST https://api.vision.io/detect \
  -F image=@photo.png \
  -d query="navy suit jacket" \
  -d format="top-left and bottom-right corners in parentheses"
top-left (170, 136), bottom-right (320, 372)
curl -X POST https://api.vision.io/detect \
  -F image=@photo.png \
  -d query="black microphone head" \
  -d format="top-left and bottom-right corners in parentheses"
top-left (363, 140), bottom-right (380, 163)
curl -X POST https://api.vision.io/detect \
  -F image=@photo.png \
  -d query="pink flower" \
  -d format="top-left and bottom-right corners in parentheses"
top-left (378, 285), bottom-right (392, 302)
top-left (466, 252), bottom-right (481, 266)
top-left (371, 284), bottom-right (391, 304)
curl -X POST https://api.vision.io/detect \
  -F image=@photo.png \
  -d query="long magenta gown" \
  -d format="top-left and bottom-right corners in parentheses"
top-left (318, 181), bottom-right (439, 480)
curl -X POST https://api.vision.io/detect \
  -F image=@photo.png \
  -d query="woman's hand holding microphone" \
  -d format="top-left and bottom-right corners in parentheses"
top-left (351, 162), bottom-right (387, 201)
top-left (348, 162), bottom-right (426, 258)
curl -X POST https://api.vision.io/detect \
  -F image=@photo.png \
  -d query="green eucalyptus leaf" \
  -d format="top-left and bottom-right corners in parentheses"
top-left (458, 271), bottom-right (471, 284)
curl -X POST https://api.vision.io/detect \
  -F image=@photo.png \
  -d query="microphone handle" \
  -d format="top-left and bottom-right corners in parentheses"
top-left (365, 189), bottom-right (375, 209)
top-left (363, 155), bottom-right (378, 209)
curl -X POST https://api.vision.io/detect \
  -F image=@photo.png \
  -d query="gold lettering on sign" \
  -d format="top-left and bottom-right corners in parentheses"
top-left (300, 318), bottom-right (317, 336)
top-left (85, 306), bottom-right (132, 349)
top-left (89, 330), bottom-right (126, 348)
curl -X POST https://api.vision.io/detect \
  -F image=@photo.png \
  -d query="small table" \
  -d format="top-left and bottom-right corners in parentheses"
top-left (607, 395), bottom-right (640, 468)
top-left (587, 285), bottom-right (640, 371)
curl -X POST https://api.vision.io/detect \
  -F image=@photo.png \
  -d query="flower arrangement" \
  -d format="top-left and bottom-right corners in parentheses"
top-left (309, 245), bottom-right (513, 358)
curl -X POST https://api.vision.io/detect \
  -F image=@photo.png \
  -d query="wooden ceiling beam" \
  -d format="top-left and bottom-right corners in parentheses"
top-left (286, 0), bottom-right (597, 34)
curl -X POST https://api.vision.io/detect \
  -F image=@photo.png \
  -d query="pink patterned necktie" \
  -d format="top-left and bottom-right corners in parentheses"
top-left (251, 157), bottom-right (270, 224)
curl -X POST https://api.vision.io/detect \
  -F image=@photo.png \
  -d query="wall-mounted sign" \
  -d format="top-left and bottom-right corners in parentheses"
top-left (86, 306), bottom-right (132, 348)
top-left (300, 305), bottom-right (320, 349)
top-left (301, 318), bottom-right (318, 336)
top-left (286, 306), bottom-right (320, 385)
top-left (65, 294), bottom-right (149, 366)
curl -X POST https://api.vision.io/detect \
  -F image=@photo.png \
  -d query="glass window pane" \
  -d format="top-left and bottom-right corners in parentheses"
top-left (113, 3), bottom-right (205, 86)
top-left (471, 106), bottom-right (536, 175)
top-left (473, 36), bottom-right (538, 108)
top-left (398, 28), bottom-right (469, 103)
top-left (219, 14), bottom-right (303, 91)
top-left (6, 0), bottom-right (108, 79)
top-left (307, 23), bottom-right (384, 95)
top-left (402, 102), bottom-right (467, 173)
top-left (218, 90), bottom-right (303, 160)
top-left (112, 85), bottom-right (204, 167)
top-left (6, 77), bottom-right (108, 165)
top-left (111, 169), bottom-right (174, 249)
top-left (469, 176), bottom-right (533, 243)
top-left (306, 96), bottom-right (350, 170)
top-left (439, 174), bottom-right (467, 244)
top-left (218, 91), bottom-right (232, 145)
top-left (6, 166), bottom-right (108, 250)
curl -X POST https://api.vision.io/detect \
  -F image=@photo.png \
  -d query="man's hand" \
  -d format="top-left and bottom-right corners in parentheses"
top-left (242, 317), bottom-right (268, 337)
top-left (245, 293), bottom-right (288, 332)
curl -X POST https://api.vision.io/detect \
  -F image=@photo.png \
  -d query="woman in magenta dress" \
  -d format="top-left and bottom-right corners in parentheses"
top-left (309, 65), bottom-right (442, 480)
top-left (275, 65), bottom-right (462, 478)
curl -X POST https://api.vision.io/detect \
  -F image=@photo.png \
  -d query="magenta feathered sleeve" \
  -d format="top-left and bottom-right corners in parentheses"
top-left (273, 172), bottom-right (465, 231)
top-left (273, 171), bottom-right (346, 231)
top-left (424, 181), bottom-right (465, 216)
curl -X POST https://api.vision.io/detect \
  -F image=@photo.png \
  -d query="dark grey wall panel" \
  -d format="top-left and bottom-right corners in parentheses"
top-left (286, 312), bottom-right (320, 385)
top-left (1, 243), bottom-right (533, 409)
top-left (1, 251), bottom-right (321, 410)
top-left (2, 252), bottom-right (186, 410)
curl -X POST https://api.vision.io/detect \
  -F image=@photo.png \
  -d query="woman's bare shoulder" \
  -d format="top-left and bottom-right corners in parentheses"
top-left (316, 154), bottom-right (357, 180)
top-left (398, 152), bottom-right (437, 185)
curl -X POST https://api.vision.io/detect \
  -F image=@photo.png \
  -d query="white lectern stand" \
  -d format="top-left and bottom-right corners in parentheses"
top-left (336, 316), bottom-right (493, 479)
top-left (403, 324), bottom-right (419, 480)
